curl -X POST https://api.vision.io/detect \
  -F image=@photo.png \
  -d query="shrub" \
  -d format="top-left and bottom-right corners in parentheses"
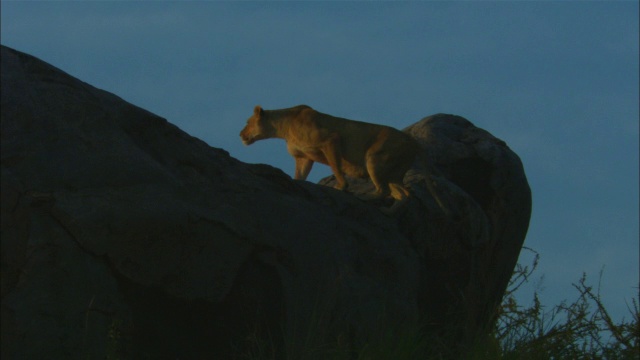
top-left (242, 247), bottom-right (639, 359)
top-left (492, 248), bottom-right (639, 360)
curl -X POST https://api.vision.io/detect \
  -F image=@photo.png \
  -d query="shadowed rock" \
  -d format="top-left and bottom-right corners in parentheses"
top-left (1, 45), bottom-right (531, 359)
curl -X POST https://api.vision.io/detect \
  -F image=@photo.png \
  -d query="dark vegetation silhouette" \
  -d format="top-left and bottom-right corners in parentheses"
top-left (237, 248), bottom-right (639, 360)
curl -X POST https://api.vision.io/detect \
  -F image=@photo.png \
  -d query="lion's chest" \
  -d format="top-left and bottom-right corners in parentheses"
top-left (287, 143), bottom-right (329, 164)
top-left (286, 142), bottom-right (368, 178)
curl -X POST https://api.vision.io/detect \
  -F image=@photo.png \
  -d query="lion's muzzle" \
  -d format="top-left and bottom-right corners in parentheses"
top-left (240, 133), bottom-right (255, 146)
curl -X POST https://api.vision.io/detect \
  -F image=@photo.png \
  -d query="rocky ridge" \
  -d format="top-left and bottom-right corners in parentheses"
top-left (1, 45), bottom-right (531, 359)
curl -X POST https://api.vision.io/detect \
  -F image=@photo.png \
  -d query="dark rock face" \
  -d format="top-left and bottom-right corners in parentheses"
top-left (1, 45), bottom-right (531, 359)
top-left (321, 114), bottom-right (533, 348)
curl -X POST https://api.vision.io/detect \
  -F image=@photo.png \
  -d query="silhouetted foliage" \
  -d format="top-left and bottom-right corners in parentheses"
top-left (242, 247), bottom-right (639, 359)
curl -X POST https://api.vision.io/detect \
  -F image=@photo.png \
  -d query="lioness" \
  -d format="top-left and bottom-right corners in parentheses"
top-left (240, 105), bottom-right (445, 213)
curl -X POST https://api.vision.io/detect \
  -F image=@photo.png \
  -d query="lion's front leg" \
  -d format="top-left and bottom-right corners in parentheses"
top-left (294, 156), bottom-right (314, 181)
top-left (322, 135), bottom-right (348, 191)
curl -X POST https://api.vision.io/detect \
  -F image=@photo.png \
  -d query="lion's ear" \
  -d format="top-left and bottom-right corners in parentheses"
top-left (254, 105), bottom-right (263, 116)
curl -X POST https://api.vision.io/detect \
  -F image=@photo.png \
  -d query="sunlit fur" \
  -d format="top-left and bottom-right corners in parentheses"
top-left (240, 105), bottom-right (438, 212)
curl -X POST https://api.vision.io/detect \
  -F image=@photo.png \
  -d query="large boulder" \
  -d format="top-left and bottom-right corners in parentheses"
top-left (321, 114), bottom-right (533, 349)
top-left (1, 45), bottom-right (531, 359)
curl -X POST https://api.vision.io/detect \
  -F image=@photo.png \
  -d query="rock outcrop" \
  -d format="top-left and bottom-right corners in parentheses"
top-left (1, 45), bottom-right (531, 359)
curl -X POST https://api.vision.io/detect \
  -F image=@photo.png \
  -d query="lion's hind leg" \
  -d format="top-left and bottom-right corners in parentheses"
top-left (359, 155), bottom-right (391, 201)
top-left (356, 184), bottom-right (389, 201)
top-left (380, 182), bottom-right (411, 214)
top-left (389, 182), bottom-right (410, 201)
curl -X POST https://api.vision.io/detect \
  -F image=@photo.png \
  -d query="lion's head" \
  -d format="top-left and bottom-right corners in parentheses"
top-left (239, 105), bottom-right (270, 146)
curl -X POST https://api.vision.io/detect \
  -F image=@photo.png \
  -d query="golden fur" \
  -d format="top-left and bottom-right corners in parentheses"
top-left (240, 105), bottom-right (441, 212)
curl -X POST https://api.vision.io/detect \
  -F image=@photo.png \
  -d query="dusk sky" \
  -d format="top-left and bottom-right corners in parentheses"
top-left (2, 1), bottom-right (638, 323)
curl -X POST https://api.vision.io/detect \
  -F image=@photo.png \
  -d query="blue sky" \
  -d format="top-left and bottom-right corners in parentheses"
top-left (2, 1), bottom-right (638, 323)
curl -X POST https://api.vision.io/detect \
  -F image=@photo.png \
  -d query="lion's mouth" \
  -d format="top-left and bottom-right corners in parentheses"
top-left (241, 135), bottom-right (255, 145)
